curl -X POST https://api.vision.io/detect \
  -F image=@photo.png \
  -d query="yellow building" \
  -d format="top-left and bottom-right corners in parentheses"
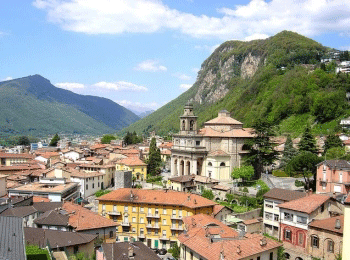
top-left (97, 188), bottom-right (217, 249)
top-left (0, 152), bottom-right (33, 166)
top-left (115, 157), bottom-right (147, 181)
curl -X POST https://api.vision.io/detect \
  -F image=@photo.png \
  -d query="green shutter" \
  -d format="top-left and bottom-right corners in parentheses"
top-left (154, 240), bottom-right (159, 248)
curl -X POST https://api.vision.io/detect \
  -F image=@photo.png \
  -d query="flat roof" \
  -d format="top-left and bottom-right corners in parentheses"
top-left (8, 182), bottom-right (78, 194)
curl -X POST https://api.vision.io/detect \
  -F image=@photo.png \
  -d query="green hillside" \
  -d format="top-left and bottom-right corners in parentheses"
top-left (0, 75), bottom-right (140, 136)
top-left (122, 31), bottom-right (349, 137)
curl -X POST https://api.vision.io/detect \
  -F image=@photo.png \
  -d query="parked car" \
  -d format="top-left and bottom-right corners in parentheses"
top-left (158, 248), bottom-right (167, 255)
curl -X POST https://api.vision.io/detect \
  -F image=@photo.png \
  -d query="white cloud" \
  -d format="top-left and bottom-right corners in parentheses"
top-left (173, 73), bottom-right (191, 81)
top-left (340, 46), bottom-right (350, 51)
top-left (55, 82), bottom-right (86, 90)
top-left (195, 44), bottom-right (220, 53)
top-left (93, 81), bottom-right (148, 92)
top-left (134, 60), bottom-right (167, 72)
top-left (244, 33), bottom-right (269, 41)
top-left (33, 0), bottom-right (350, 39)
top-left (179, 84), bottom-right (192, 90)
top-left (1, 76), bottom-right (13, 81)
top-left (116, 100), bottom-right (161, 113)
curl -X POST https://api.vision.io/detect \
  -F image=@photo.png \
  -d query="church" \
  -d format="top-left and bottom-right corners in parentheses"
top-left (171, 102), bottom-right (254, 181)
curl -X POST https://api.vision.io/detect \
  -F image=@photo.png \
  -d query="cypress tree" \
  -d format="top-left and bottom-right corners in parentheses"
top-left (280, 135), bottom-right (298, 169)
top-left (49, 134), bottom-right (60, 147)
top-left (147, 138), bottom-right (162, 176)
top-left (298, 125), bottom-right (317, 154)
top-left (324, 132), bottom-right (343, 154)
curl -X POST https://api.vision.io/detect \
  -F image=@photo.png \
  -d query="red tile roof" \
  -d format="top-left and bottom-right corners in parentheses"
top-left (97, 188), bottom-right (217, 209)
top-left (179, 214), bottom-right (281, 260)
top-left (62, 202), bottom-right (118, 231)
top-left (278, 194), bottom-right (330, 214)
top-left (309, 215), bottom-right (344, 235)
top-left (212, 205), bottom-right (225, 216)
top-left (0, 153), bottom-right (33, 159)
top-left (207, 150), bottom-right (229, 157)
top-left (32, 196), bottom-right (51, 202)
top-left (204, 115), bottom-right (243, 125)
top-left (116, 157), bottom-right (146, 166)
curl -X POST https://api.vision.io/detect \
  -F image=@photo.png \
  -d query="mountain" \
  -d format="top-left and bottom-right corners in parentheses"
top-left (0, 75), bottom-right (139, 136)
top-left (137, 110), bottom-right (155, 118)
top-left (122, 31), bottom-right (350, 137)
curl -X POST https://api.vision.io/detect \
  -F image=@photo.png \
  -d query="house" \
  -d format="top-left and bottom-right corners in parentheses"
top-left (0, 174), bottom-right (7, 197)
top-left (0, 152), bottom-right (33, 166)
top-left (76, 164), bottom-right (115, 188)
top-left (8, 178), bottom-right (80, 202)
top-left (0, 216), bottom-right (26, 260)
top-left (263, 188), bottom-right (307, 238)
top-left (25, 227), bottom-right (97, 258)
top-left (237, 218), bottom-right (263, 234)
top-left (178, 214), bottom-right (281, 260)
top-left (278, 194), bottom-right (343, 260)
top-left (212, 204), bottom-right (234, 224)
top-left (61, 149), bottom-right (84, 162)
top-left (34, 201), bottom-right (118, 242)
top-left (171, 103), bottom-right (254, 181)
top-left (96, 242), bottom-right (161, 260)
top-left (97, 188), bottom-right (217, 249)
top-left (34, 152), bottom-right (60, 167)
top-left (115, 157), bottom-right (147, 181)
top-left (316, 160), bottom-right (350, 196)
top-left (342, 195), bottom-right (350, 260)
top-left (307, 216), bottom-right (343, 260)
top-left (168, 174), bottom-right (219, 193)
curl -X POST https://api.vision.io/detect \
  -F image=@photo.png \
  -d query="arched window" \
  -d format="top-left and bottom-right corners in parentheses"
top-left (327, 239), bottom-right (334, 253)
top-left (311, 235), bottom-right (319, 248)
top-left (284, 229), bottom-right (292, 241)
top-left (220, 162), bottom-right (226, 167)
top-left (182, 120), bottom-right (186, 131)
top-left (242, 144), bottom-right (250, 150)
top-left (284, 253), bottom-right (290, 259)
top-left (208, 162), bottom-right (212, 166)
top-left (190, 120), bottom-right (194, 131)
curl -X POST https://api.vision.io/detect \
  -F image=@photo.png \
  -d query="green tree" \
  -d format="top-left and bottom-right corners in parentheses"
top-left (277, 246), bottom-right (286, 260)
top-left (298, 125), bottom-right (317, 154)
top-left (285, 151), bottom-right (322, 190)
top-left (101, 134), bottom-right (116, 144)
top-left (201, 189), bottom-right (214, 200)
top-left (17, 136), bottom-right (30, 146)
top-left (280, 135), bottom-right (298, 169)
top-left (231, 166), bottom-right (255, 183)
top-left (324, 132), bottom-right (343, 154)
top-left (49, 134), bottom-right (60, 147)
top-left (246, 119), bottom-right (278, 178)
top-left (168, 242), bottom-right (181, 260)
top-left (147, 137), bottom-right (162, 176)
top-left (325, 147), bottom-right (346, 160)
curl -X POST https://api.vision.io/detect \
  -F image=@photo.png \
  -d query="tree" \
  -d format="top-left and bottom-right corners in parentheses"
top-left (17, 136), bottom-right (30, 146)
top-left (201, 189), bottom-right (214, 200)
top-left (280, 135), bottom-right (298, 169)
top-left (246, 119), bottom-right (278, 178)
top-left (49, 134), bottom-right (60, 147)
top-left (147, 138), bottom-right (162, 176)
top-left (101, 134), bottom-right (116, 144)
top-left (231, 166), bottom-right (255, 183)
top-left (277, 246), bottom-right (286, 260)
top-left (168, 242), bottom-right (181, 260)
top-left (123, 131), bottom-right (142, 146)
top-left (298, 125), bottom-right (317, 154)
top-left (285, 151), bottom-right (322, 190)
top-left (324, 132), bottom-right (343, 154)
top-left (325, 147), bottom-right (346, 160)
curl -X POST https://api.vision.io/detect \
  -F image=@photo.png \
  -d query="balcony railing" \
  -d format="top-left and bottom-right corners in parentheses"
top-left (170, 226), bottom-right (183, 231)
top-left (146, 224), bottom-right (160, 229)
top-left (107, 211), bottom-right (121, 216)
top-left (159, 236), bottom-right (169, 240)
top-left (171, 215), bottom-right (183, 220)
top-left (146, 213), bottom-right (160, 218)
top-left (121, 222), bottom-right (131, 226)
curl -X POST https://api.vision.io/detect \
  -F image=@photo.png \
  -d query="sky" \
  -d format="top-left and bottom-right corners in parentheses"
top-left (1, 0), bottom-right (350, 114)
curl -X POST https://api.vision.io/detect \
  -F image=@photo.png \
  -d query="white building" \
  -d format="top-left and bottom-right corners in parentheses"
top-left (0, 174), bottom-right (7, 197)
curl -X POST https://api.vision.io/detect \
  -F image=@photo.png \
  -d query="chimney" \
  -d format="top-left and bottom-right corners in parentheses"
top-left (335, 219), bottom-right (341, 229)
top-left (128, 245), bottom-right (134, 258)
top-left (191, 218), bottom-right (196, 227)
top-left (236, 245), bottom-right (241, 255)
top-left (260, 237), bottom-right (267, 246)
top-left (187, 195), bottom-right (191, 201)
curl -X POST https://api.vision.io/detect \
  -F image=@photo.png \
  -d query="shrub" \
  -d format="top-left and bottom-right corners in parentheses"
top-left (201, 189), bottom-right (214, 200)
top-left (273, 170), bottom-right (288, 177)
top-left (243, 187), bottom-right (249, 193)
top-left (95, 190), bottom-right (111, 197)
top-left (295, 180), bottom-right (305, 187)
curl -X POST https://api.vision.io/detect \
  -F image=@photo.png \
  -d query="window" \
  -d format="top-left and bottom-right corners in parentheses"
top-left (132, 207), bottom-right (136, 212)
top-left (297, 216), bottom-right (307, 224)
top-left (298, 233), bottom-right (304, 246)
top-left (109, 231), bottom-right (113, 238)
top-left (140, 207), bottom-right (144, 213)
top-left (98, 182), bottom-right (100, 187)
top-left (220, 162), bottom-right (225, 167)
top-left (92, 183), bottom-right (94, 189)
top-left (163, 209), bottom-right (167, 214)
top-left (311, 235), bottom-right (319, 248)
top-left (208, 162), bottom-right (212, 166)
top-left (102, 204), bottom-right (106, 211)
top-left (155, 229), bottom-right (158, 235)
top-left (163, 219), bottom-right (167, 225)
top-left (321, 204), bottom-right (325, 212)
top-left (155, 208), bottom-right (159, 215)
top-left (140, 228), bottom-right (144, 235)
top-left (284, 212), bottom-right (293, 222)
top-left (132, 227), bottom-right (136, 233)
top-left (284, 230), bottom-right (291, 241)
top-left (196, 141), bottom-right (200, 146)
top-left (140, 217), bottom-right (144, 223)
top-left (172, 231), bottom-right (175, 236)
top-left (124, 206), bottom-right (128, 212)
top-left (172, 209), bottom-right (176, 216)
top-left (162, 230), bottom-right (166, 237)
top-left (265, 212), bottom-right (273, 220)
top-left (265, 202), bottom-right (273, 208)
top-left (327, 240), bottom-right (334, 253)
top-left (132, 217), bottom-right (136, 223)
top-left (86, 184), bottom-right (88, 190)
top-left (269, 252), bottom-right (273, 260)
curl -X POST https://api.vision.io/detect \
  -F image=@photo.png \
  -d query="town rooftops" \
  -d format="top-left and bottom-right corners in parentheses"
top-left (309, 215), bottom-right (344, 235)
top-left (97, 188), bottom-right (217, 209)
top-left (0, 152), bottom-right (33, 159)
top-left (317, 160), bottom-right (350, 170)
top-left (263, 188), bottom-right (307, 202)
top-left (0, 216), bottom-right (26, 260)
top-left (101, 242), bottom-right (161, 260)
top-left (34, 209), bottom-right (69, 226)
top-left (24, 227), bottom-right (97, 249)
top-left (68, 168), bottom-right (105, 178)
top-left (278, 194), bottom-right (331, 214)
top-left (116, 157), bottom-right (146, 166)
top-left (179, 214), bottom-right (281, 260)
top-left (0, 205), bottom-right (37, 218)
top-left (212, 184), bottom-right (231, 191)
top-left (8, 181), bottom-right (79, 194)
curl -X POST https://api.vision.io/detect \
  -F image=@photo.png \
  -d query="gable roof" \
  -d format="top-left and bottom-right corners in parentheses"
top-left (204, 116), bottom-right (243, 126)
top-left (309, 215), bottom-right (344, 235)
top-left (0, 216), bottom-right (26, 260)
top-left (102, 242), bottom-right (161, 260)
top-left (318, 160), bottom-right (350, 170)
top-left (263, 188), bottom-right (307, 202)
top-left (34, 209), bottom-right (69, 226)
top-left (24, 227), bottom-right (97, 248)
top-left (278, 194), bottom-right (330, 214)
top-left (0, 206), bottom-right (37, 218)
top-left (98, 188), bottom-right (217, 209)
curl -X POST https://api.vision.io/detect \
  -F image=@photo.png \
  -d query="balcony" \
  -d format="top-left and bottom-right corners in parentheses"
top-left (170, 226), bottom-right (183, 231)
top-left (146, 213), bottom-right (160, 219)
top-left (159, 236), bottom-right (169, 240)
top-left (171, 215), bottom-right (183, 220)
top-left (121, 222), bottom-right (131, 226)
top-left (107, 211), bottom-right (121, 216)
top-left (138, 234), bottom-right (146, 239)
top-left (146, 224), bottom-right (160, 229)
top-left (319, 178), bottom-right (328, 183)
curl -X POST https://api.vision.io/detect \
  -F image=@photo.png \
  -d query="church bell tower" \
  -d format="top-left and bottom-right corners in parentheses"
top-left (179, 101), bottom-right (198, 135)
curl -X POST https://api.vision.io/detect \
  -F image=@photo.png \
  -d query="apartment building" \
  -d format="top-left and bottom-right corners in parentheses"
top-left (263, 188), bottom-right (307, 238)
top-left (0, 152), bottom-right (33, 166)
top-left (97, 188), bottom-right (217, 249)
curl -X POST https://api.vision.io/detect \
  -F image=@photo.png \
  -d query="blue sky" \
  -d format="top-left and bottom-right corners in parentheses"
top-left (1, 0), bottom-right (350, 114)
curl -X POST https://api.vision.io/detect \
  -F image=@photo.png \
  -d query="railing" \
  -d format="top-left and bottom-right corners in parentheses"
top-left (121, 222), bottom-right (131, 226)
top-left (146, 224), bottom-right (160, 229)
top-left (170, 226), bottom-right (183, 231)
top-left (108, 211), bottom-right (121, 216)
top-left (146, 213), bottom-right (160, 218)
top-left (171, 215), bottom-right (183, 220)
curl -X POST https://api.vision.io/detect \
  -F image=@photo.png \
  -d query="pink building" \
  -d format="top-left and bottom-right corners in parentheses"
top-left (316, 160), bottom-right (350, 195)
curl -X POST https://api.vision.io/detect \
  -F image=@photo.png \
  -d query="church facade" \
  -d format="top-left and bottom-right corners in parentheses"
top-left (171, 102), bottom-right (254, 181)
